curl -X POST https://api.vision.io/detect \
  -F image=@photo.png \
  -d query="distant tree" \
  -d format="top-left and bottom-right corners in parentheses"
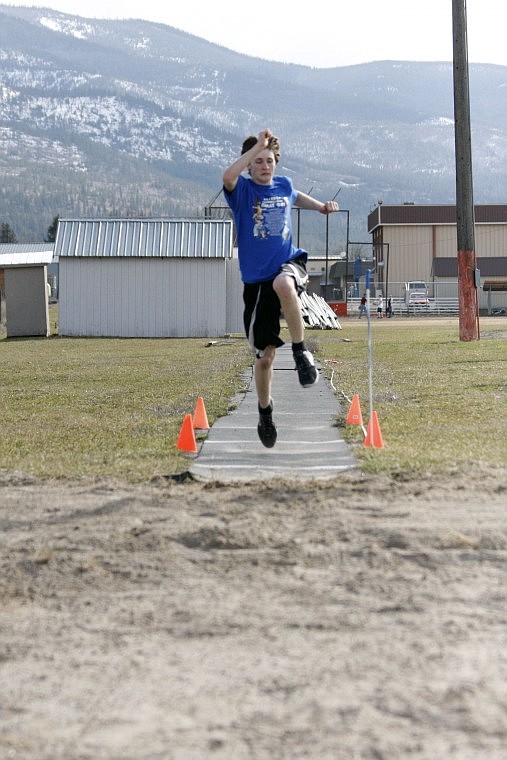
top-left (45, 215), bottom-right (60, 243)
top-left (0, 222), bottom-right (18, 243)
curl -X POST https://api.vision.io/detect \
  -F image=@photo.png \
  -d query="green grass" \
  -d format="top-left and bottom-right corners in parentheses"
top-left (0, 308), bottom-right (505, 482)
top-left (314, 317), bottom-right (507, 478)
top-left (0, 307), bottom-right (252, 481)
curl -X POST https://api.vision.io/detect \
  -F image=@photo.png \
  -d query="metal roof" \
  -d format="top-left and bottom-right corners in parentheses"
top-left (368, 204), bottom-right (507, 232)
top-left (432, 256), bottom-right (507, 277)
top-left (54, 218), bottom-right (234, 259)
top-left (0, 243), bottom-right (54, 267)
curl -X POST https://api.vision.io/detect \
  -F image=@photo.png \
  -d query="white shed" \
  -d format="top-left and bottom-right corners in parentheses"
top-left (55, 218), bottom-right (243, 338)
top-left (0, 244), bottom-right (54, 337)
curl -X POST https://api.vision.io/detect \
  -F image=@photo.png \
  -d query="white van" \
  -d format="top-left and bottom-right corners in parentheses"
top-left (405, 281), bottom-right (429, 306)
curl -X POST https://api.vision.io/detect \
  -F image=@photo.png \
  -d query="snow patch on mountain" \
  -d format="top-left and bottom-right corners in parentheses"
top-left (39, 15), bottom-right (94, 40)
top-left (0, 126), bottom-right (87, 172)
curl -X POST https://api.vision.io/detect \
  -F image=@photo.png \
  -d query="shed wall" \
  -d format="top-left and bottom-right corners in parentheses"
top-left (4, 266), bottom-right (50, 337)
top-left (383, 226), bottom-right (434, 283)
top-left (475, 225), bottom-right (507, 257)
top-left (59, 258), bottom-right (242, 337)
top-left (380, 224), bottom-right (507, 285)
top-left (225, 255), bottom-right (243, 334)
top-left (433, 226), bottom-right (457, 258)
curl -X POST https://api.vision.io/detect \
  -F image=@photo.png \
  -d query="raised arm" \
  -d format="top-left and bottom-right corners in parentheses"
top-left (294, 191), bottom-right (340, 215)
top-left (222, 129), bottom-right (272, 192)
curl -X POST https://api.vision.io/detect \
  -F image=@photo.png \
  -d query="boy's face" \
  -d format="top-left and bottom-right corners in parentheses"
top-left (248, 149), bottom-right (276, 185)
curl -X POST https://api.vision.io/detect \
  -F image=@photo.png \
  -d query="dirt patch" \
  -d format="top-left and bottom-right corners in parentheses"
top-left (0, 467), bottom-right (506, 759)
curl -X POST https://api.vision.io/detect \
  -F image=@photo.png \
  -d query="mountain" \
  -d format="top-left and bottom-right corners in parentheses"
top-left (1, 4), bottom-right (506, 243)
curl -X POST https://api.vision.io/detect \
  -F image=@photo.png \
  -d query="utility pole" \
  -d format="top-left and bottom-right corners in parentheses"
top-left (452, 0), bottom-right (479, 340)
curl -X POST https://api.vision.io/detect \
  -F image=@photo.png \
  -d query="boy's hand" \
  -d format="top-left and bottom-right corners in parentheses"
top-left (257, 129), bottom-right (272, 147)
top-left (319, 201), bottom-right (340, 214)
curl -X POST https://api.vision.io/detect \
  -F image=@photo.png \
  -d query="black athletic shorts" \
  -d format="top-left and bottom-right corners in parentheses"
top-left (243, 256), bottom-right (309, 357)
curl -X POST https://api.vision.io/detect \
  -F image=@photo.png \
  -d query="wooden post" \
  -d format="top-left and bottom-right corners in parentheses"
top-left (452, 0), bottom-right (479, 340)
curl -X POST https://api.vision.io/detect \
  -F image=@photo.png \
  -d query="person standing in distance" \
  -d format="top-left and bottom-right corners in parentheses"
top-left (222, 128), bottom-right (340, 448)
top-left (358, 293), bottom-right (367, 319)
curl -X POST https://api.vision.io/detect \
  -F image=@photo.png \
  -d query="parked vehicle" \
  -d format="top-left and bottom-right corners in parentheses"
top-left (405, 281), bottom-right (429, 306)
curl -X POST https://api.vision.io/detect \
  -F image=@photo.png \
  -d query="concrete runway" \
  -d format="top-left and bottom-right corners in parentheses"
top-left (190, 344), bottom-right (357, 483)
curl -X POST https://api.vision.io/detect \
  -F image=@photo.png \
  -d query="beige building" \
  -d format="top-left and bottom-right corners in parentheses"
top-left (367, 204), bottom-right (507, 311)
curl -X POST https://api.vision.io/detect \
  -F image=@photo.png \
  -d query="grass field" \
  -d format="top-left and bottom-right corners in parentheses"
top-left (0, 308), bottom-right (505, 481)
top-left (316, 316), bottom-right (506, 477)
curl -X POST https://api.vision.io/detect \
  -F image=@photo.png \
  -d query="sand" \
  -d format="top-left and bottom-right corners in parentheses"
top-left (1, 466), bottom-right (506, 759)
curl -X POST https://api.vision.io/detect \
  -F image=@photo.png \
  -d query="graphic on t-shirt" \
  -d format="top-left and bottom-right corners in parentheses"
top-left (253, 201), bottom-right (267, 239)
top-left (252, 196), bottom-right (290, 240)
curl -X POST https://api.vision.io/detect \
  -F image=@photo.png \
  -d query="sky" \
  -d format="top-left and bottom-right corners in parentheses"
top-left (4, 1), bottom-right (507, 68)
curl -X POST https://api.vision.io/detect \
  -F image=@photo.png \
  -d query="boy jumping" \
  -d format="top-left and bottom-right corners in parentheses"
top-left (223, 129), bottom-right (339, 448)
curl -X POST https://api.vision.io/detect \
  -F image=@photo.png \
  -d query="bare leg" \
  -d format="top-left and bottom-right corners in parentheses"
top-left (273, 272), bottom-right (318, 387)
top-left (255, 346), bottom-right (277, 448)
top-left (255, 345), bottom-right (276, 408)
top-left (272, 273), bottom-right (304, 343)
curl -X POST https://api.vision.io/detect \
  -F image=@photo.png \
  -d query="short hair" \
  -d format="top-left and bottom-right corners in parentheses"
top-left (241, 134), bottom-right (280, 164)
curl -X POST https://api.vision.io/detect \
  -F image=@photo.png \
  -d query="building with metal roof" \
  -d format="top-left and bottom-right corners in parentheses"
top-left (0, 243), bottom-right (54, 266)
top-left (0, 243), bottom-right (54, 337)
top-left (367, 204), bottom-right (507, 312)
top-left (54, 218), bottom-right (242, 338)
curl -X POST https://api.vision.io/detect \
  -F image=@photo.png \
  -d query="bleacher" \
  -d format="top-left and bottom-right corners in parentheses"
top-left (424, 299), bottom-right (459, 315)
top-left (347, 297), bottom-right (460, 316)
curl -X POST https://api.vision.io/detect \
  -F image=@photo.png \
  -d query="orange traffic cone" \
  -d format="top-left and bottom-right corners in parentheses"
top-left (177, 413), bottom-right (198, 453)
top-left (346, 393), bottom-right (364, 427)
top-left (364, 411), bottom-right (385, 449)
top-left (193, 396), bottom-right (209, 430)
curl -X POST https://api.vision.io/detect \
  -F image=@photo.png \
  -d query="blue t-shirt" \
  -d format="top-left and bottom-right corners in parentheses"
top-left (223, 174), bottom-right (307, 283)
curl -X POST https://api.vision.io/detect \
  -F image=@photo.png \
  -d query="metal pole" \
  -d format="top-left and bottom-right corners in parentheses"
top-left (452, 0), bottom-right (479, 340)
top-left (365, 268), bottom-right (374, 420)
top-left (326, 187), bottom-right (341, 301)
top-left (325, 214), bottom-right (329, 300)
top-left (376, 245), bottom-right (387, 308)
top-left (384, 242), bottom-right (390, 315)
top-left (344, 210), bottom-right (350, 307)
top-left (324, 189), bottom-right (341, 302)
